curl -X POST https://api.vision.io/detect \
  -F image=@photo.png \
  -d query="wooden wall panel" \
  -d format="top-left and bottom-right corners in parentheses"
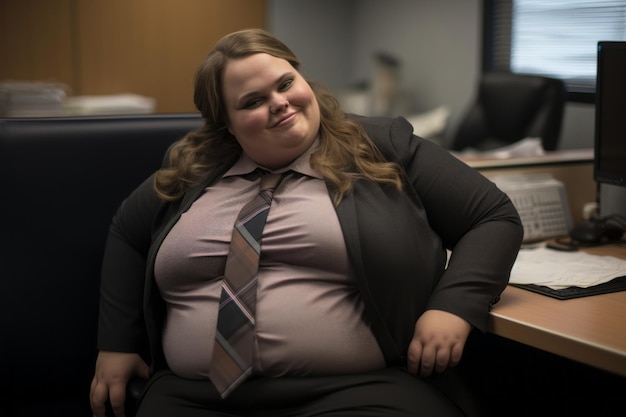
top-left (0, 0), bottom-right (74, 90)
top-left (0, 0), bottom-right (265, 113)
top-left (76, 0), bottom-right (266, 112)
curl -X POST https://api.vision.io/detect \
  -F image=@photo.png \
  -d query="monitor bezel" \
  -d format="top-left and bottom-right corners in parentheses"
top-left (594, 41), bottom-right (626, 188)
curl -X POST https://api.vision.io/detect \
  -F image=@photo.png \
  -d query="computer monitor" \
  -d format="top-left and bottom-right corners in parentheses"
top-left (595, 41), bottom-right (626, 218)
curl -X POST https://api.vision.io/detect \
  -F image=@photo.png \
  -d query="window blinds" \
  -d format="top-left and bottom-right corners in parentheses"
top-left (489, 0), bottom-right (626, 92)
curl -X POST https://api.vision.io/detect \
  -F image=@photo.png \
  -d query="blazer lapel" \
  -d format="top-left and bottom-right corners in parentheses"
top-left (332, 185), bottom-right (402, 365)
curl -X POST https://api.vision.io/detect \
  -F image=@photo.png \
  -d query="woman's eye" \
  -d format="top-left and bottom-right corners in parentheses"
top-left (279, 80), bottom-right (293, 91)
top-left (244, 98), bottom-right (263, 109)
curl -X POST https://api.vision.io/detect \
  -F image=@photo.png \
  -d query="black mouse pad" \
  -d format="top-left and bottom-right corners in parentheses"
top-left (511, 275), bottom-right (626, 300)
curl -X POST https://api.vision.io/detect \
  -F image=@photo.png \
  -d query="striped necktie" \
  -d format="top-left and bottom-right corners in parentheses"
top-left (209, 171), bottom-right (283, 398)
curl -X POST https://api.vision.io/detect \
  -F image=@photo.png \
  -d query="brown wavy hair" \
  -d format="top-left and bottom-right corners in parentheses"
top-left (154, 28), bottom-right (403, 204)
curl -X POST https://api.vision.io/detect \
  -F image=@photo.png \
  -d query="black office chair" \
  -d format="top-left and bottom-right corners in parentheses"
top-left (450, 72), bottom-right (566, 152)
top-left (0, 114), bottom-right (203, 417)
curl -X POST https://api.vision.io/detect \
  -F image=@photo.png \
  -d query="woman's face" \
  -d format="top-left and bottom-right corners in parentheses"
top-left (222, 53), bottom-right (321, 170)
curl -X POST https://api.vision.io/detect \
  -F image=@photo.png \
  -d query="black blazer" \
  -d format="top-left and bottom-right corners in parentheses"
top-left (97, 116), bottom-right (523, 371)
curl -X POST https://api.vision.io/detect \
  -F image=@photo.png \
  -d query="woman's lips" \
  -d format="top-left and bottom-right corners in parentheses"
top-left (272, 112), bottom-right (296, 127)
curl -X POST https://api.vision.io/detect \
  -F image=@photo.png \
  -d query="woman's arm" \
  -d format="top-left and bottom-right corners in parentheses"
top-left (97, 175), bottom-right (161, 352)
top-left (373, 116), bottom-right (523, 375)
top-left (388, 116), bottom-right (524, 330)
top-left (92, 175), bottom-right (163, 416)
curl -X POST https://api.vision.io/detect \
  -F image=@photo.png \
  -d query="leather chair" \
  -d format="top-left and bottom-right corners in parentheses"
top-left (0, 114), bottom-right (202, 417)
top-left (450, 72), bottom-right (566, 152)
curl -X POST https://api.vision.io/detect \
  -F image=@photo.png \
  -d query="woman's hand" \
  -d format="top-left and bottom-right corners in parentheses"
top-left (407, 309), bottom-right (472, 377)
top-left (90, 351), bottom-right (149, 417)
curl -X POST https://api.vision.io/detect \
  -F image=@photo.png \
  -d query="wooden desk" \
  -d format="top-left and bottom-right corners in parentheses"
top-left (488, 243), bottom-right (626, 377)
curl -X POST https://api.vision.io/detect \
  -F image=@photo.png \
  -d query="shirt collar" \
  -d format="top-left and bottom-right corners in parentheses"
top-left (222, 137), bottom-right (323, 180)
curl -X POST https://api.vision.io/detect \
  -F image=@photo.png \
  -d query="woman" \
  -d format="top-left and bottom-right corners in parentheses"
top-left (90, 28), bottom-right (523, 417)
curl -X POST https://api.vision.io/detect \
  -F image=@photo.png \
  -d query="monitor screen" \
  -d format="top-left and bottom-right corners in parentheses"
top-left (594, 41), bottom-right (626, 188)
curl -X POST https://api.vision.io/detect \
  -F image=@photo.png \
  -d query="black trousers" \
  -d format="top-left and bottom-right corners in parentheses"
top-left (135, 368), bottom-right (469, 417)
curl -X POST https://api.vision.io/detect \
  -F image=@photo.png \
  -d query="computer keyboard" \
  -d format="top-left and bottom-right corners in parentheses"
top-left (509, 188), bottom-right (571, 241)
top-left (492, 174), bottom-right (572, 242)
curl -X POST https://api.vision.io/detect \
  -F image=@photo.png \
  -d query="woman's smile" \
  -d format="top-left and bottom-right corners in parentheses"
top-left (271, 111), bottom-right (297, 128)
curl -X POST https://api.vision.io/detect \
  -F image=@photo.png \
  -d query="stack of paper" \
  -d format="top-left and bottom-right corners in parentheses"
top-left (63, 93), bottom-right (156, 115)
top-left (0, 81), bottom-right (68, 117)
top-left (509, 245), bottom-right (626, 289)
top-left (453, 137), bottom-right (545, 159)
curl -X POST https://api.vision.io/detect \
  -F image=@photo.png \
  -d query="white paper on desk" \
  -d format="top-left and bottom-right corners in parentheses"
top-left (509, 246), bottom-right (626, 290)
top-left (454, 137), bottom-right (545, 159)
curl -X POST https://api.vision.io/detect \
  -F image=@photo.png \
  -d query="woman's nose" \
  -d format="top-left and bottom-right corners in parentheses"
top-left (270, 95), bottom-right (289, 113)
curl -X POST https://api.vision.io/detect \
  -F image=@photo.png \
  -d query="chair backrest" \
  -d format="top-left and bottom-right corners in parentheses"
top-left (450, 72), bottom-right (566, 151)
top-left (0, 113), bottom-right (202, 415)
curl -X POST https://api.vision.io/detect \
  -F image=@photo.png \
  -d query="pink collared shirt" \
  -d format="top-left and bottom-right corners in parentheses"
top-left (155, 141), bottom-right (385, 379)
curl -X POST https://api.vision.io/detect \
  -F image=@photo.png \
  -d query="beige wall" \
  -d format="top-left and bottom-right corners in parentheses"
top-left (0, 0), bottom-right (266, 113)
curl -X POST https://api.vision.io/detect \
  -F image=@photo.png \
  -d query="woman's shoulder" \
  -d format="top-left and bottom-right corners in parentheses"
top-left (348, 114), bottom-right (414, 141)
top-left (347, 114), bottom-right (420, 158)
top-left (348, 113), bottom-right (410, 129)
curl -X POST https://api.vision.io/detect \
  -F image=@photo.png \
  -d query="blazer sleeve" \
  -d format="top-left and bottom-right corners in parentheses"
top-left (365, 116), bottom-right (524, 331)
top-left (97, 174), bottom-right (162, 354)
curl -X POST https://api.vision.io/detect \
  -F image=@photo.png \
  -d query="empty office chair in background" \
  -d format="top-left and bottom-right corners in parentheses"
top-left (450, 72), bottom-right (566, 152)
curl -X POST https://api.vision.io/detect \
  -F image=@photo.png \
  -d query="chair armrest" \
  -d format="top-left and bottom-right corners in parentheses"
top-left (105, 377), bottom-right (148, 417)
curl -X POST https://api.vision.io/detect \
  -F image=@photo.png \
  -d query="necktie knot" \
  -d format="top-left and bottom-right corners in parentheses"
top-left (259, 172), bottom-right (283, 192)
